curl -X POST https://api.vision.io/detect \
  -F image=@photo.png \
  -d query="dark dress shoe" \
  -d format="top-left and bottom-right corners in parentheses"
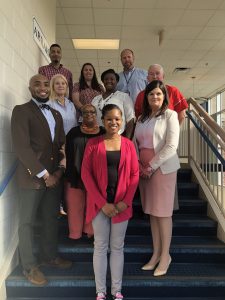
top-left (23, 266), bottom-right (47, 286)
top-left (42, 257), bottom-right (72, 269)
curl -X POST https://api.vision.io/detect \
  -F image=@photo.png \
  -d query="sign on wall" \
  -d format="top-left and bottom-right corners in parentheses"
top-left (33, 17), bottom-right (50, 63)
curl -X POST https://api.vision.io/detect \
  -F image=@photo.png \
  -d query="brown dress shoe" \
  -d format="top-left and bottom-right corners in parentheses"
top-left (43, 257), bottom-right (72, 269)
top-left (23, 267), bottom-right (47, 286)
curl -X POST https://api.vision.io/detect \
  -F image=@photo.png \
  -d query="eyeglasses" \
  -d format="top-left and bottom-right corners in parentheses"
top-left (82, 110), bottom-right (96, 115)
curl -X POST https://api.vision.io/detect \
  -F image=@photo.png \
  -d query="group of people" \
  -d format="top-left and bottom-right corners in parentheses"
top-left (11, 43), bottom-right (188, 300)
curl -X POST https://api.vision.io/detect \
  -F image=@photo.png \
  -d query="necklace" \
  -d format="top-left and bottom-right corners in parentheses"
top-left (81, 124), bottom-right (99, 133)
top-left (97, 91), bottom-right (118, 112)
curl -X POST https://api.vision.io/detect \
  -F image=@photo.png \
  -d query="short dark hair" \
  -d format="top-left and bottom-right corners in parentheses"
top-left (101, 104), bottom-right (122, 119)
top-left (139, 80), bottom-right (168, 123)
top-left (101, 69), bottom-right (119, 82)
top-left (50, 44), bottom-right (61, 51)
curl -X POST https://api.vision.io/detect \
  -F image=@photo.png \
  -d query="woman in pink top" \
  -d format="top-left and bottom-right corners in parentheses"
top-left (81, 104), bottom-right (139, 300)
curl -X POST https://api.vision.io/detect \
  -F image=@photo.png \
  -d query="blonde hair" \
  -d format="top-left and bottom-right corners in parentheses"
top-left (50, 74), bottom-right (69, 100)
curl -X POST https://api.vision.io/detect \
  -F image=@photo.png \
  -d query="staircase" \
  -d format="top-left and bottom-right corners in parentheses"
top-left (6, 168), bottom-right (225, 299)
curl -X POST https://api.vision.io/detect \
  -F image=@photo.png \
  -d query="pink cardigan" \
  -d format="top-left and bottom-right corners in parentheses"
top-left (81, 136), bottom-right (139, 224)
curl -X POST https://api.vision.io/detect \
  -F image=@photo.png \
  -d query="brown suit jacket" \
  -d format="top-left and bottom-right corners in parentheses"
top-left (11, 100), bottom-right (65, 189)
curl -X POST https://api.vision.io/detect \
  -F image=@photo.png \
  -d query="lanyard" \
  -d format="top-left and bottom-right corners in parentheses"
top-left (123, 68), bottom-right (135, 86)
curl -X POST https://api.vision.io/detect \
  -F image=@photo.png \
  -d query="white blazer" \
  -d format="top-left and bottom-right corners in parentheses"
top-left (134, 109), bottom-right (180, 174)
top-left (150, 109), bottom-right (180, 174)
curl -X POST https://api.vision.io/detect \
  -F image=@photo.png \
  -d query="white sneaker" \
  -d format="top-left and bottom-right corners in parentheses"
top-left (96, 292), bottom-right (106, 300)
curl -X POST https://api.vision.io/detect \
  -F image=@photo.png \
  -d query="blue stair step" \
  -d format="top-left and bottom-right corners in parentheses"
top-left (6, 262), bottom-right (225, 298)
top-left (177, 182), bottom-right (199, 199)
top-left (52, 214), bottom-right (217, 237)
top-left (126, 216), bottom-right (217, 236)
top-left (54, 235), bottom-right (225, 263)
top-left (177, 168), bottom-right (192, 182)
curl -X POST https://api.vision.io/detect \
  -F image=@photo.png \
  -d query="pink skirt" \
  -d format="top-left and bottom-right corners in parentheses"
top-left (139, 149), bottom-right (177, 217)
top-left (65, 181), bottom-right (93, 239)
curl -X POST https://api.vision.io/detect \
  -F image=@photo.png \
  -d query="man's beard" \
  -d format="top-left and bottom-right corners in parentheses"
top-left (35, 97), bottom-right (49, 103)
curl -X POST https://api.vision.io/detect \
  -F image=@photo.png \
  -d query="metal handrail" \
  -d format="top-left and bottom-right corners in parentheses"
top-left (187, 98), bottom-right (225, 218)
top-left (188, 97), bottom-right (225, 142)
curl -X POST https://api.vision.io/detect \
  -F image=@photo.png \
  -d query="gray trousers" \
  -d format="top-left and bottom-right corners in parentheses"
top-left (18, 184), bottom-right (61, 270)
top-left (92, 211), bottom-right (128, 295)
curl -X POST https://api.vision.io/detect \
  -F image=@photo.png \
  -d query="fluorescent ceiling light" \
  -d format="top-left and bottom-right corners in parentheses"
top-left (72, 39), bottom-right (119, 50)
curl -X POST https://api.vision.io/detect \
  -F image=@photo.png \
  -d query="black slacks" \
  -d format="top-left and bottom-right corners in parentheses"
top-left (18, 183), bottom-right (62, 270)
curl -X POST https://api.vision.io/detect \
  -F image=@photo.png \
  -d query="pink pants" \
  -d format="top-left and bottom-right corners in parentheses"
top-left (65, 181), bottom-right (93, 239)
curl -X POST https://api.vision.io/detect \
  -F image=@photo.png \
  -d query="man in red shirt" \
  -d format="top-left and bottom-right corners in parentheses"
top-left (135, 64), bottom-right (188, 124)
top-left (39, 44), bottom-right (73, 100)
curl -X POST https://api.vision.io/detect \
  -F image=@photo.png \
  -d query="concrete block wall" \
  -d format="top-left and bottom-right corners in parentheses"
top-left (0, 0), bottom-right (56, 298)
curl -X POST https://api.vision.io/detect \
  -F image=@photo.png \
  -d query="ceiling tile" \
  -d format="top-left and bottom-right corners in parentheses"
top-left (207, 11), bottom-right (225, 26)
top-left (161, 39), bottom-right (193, 50)
top-left (67, 25), bottom-right (95, 38)
top-left (93, 0), bottom-right (124, 8)
top-left (124, 0), bottom-right (157, 8)
top-left (168, 26), bottom-right (202, 39)
top-left (188, 0), bottom-right (223, 9)
top-left (62, 8), bottom-right (93, 24)
top-left (159, 50), bottom-right (185, 61)
top-left (94, 9), bottom-right (123, 25)
top-left (219, 0), bottom-right (225, 9)
top-left (78, 58), bottom-right (99, 66)
top-left (210, 38), bottom-right (225, 50)
top-left (56, 25), bottom-right (70, 38)
top-left (75, 50), bottom-right (98, 58)
top-left (189, 40), bottom-right (217, 50)
top-left (56, 38), bottom-right (74, 49)
top-left (119, 39), bottom-right (158, 52)
top-left (198, 27), bottom-right (225, 39)
top-left (58, 0), bottom-right (91, 7)
top-left (200, 50), bottom-right (225, 61)
top-left (95, 26), bottom-right (121, 38)
top-left (56, 7), bottom-right (65, 24)
top-left (156, 0), bottom-right (189, 9)
top-left (123, 9), bottom-right (184, 26)
top-left (182, 49), bottom-right (208, 61)
top-left (61, 49), bottom-right (77, 58)
top-left (180, 10), bottom-right (214, 26)
top-left (97, 50), bottom-right (120, 58)
top-left (121, 26), bottom-right (156, 40)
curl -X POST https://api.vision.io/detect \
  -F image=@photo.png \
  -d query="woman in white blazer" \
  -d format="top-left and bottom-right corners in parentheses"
top-left (134, 80), bottom-right (180, 277)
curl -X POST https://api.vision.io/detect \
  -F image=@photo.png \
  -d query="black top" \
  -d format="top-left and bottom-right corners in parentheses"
top-left (106, 150), bottom-right (121, 203)
top-left (65, 126), bottom-right (105, 189)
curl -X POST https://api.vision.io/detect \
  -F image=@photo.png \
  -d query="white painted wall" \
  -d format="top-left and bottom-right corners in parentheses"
top-left (0, 0), bottom-right (56, 298)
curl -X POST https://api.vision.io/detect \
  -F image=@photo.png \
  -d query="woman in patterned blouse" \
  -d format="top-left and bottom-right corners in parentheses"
top-left (72, 63), bottom-right (104, 121)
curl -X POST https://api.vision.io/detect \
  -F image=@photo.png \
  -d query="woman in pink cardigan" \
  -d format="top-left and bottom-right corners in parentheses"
top-left (81, 104), bottom-right (139, 300)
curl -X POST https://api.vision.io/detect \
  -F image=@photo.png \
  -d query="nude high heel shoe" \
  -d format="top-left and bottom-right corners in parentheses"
top-left (141, 257), bottom-right (160, 271)
top-left (153, 256), bottom-right (172, 276)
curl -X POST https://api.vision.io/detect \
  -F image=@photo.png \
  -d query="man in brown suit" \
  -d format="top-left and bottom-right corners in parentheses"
top-left (11, 74), bottom-right (71, 286)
